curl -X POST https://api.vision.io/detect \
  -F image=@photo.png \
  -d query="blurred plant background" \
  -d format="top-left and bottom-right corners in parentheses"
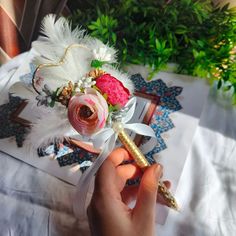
top-left (68, 0), bottom-right (236, 104)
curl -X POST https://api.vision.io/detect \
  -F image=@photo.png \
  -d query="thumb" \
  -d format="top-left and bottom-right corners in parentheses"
top-left (132, 164), bottom-right (162, 222)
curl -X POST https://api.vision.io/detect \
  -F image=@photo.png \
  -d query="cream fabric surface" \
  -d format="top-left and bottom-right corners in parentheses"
top-left (0, 54), bottom-right (236, 235)
top-left (158, 91), bottom-right (236, 235)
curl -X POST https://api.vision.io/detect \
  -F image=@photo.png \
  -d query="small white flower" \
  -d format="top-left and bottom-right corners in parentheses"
top-left (86, 77), bottom-right (91, 83)
top-left (75, 87), bottom-right (81, 93)
top-left (78, 76), bottom-right (96, 89)
top-left (77, 80), bottom-right (83, 87)
top-left (93, 47), bottom-right (113, 62)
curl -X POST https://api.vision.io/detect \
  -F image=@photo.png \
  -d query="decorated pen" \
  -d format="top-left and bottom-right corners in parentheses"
top-left (113, 122), bottom-right (179, 211)
top-left (30, 16), bottom-right (179, 220)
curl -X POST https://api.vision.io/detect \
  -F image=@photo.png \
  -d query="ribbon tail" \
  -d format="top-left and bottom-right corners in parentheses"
top-left (124, 123), bottom-right (156, 138)
top-left (91, 128), bottom-right (114, 149)
top-left (122, 97), bottom-right (137, 123)
top-left (139, 137), bottom-right (158, 155)
top-left (73, 133), bottom-right (117, 220)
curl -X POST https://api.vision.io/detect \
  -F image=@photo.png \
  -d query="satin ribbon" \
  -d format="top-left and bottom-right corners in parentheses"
top-left (73, 97), bottom-right (157, 220)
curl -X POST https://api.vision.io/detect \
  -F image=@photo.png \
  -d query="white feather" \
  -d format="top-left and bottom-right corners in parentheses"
top-left (39, 14), bottom-right (86, 47)
top-left (9, 82), bottom-right (36, 100)
top-left (25, 107), bottom-right (76, 148)
top-left (32, 15), bottom-right (95, 90)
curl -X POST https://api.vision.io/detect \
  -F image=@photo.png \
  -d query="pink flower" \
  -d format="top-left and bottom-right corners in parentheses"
top-left (68, 88), bottom-right (108, 136)
top-left (96, 74), bottom-right (130, 107)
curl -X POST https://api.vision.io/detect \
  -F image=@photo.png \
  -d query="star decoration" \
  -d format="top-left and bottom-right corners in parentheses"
top-left (0, 94), bottom-right (29, 147)
top-left (130, 74), bottom-right (183, 162)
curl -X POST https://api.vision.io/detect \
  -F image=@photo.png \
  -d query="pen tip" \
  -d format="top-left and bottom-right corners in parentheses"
top-left (170, 202), bottom-right (180, 212)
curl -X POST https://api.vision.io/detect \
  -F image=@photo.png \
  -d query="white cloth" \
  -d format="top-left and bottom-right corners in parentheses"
top-left (158, 94), bottom-right (236, 235)
top-left (0, 54), bottom-right (236, 235)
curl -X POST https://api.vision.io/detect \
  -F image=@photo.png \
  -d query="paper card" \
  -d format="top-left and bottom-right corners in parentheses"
top-left (0, 56), bottom-right (209, 225)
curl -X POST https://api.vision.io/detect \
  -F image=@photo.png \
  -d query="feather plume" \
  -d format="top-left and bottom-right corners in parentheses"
top-left (32, 15), bottom-right (93, 91)
top-left (25, 107), bottom-right (77, 148)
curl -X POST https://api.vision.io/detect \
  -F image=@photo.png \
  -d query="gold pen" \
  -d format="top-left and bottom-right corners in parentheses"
top-left (113, 122), bottom-right (179, 211)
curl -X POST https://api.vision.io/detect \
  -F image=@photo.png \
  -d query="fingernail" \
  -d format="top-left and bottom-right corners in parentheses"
top-left (155, 164), bottom-right (163, 180)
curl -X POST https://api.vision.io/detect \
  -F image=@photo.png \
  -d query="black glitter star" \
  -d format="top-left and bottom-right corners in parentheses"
top-left (0, 94), bottom-right (29, 147)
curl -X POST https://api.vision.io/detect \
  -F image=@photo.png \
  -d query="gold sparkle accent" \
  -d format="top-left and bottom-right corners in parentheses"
top-left (88, 69), bottom-right (106, 79)
top-left (57, 81), bottom-right (76, 106)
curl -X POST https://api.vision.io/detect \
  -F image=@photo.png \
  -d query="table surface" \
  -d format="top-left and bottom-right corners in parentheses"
top-left (0, 53), bottom-right (236, 236)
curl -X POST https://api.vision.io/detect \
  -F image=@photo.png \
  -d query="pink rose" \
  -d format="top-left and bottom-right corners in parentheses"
top-left (68, 88), bottom-right (108, 136)
top-left (96, 74), bottom-right (130, 107)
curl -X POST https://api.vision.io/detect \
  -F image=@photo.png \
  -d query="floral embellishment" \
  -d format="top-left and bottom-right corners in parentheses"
top-left (68, 88), bottom-right (109, 136)
top-left (57, 81), bottom-right (77, 106)
top-left (95, 74), bottom-right (130, 107)
top-left (36, 84), bottom-right (53, 106)
top-left (92, 47), bottom-right (114, 62)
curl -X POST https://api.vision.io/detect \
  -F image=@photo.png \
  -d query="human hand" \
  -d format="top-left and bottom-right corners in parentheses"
top-left (87, 148), bottom-right (170, 236)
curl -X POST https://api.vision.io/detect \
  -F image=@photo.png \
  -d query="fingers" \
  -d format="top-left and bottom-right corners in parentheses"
top-left (108, 147), bottom-right (132, 167)
top-left (121, 185), bottom-right (139, 204)
top-left (94, 158), bottom-right (122, 196)
top-left (121, 180), bottom-right (171, 205)
top-left (95, 148), bottom-right (131, 192)
top-left (116, 163), bottom-right (142, 183)
top-left (132, 164), bottom-right (162, 222)
top-left (94, 148), bottom-right (141, 197)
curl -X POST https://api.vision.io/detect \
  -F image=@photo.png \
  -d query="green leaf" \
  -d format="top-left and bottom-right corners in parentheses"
top-left (155, 38), bottom-right (162, 51)
top-left (233, 94), bottom-right (236, 105)
top-left (139, 39), bottom-right (145, 45)
top-left (163, 48), bottom-right (172, 56)
top-left (193, 49), bottom-right (199, 58)
top-left (182, 0), bottom-right (191, 6)
top-left (88, 24), bottom-right (97, 30)
top-left (108, 104), bottom-right (119, 112)
top-left (217, 79), bottom-right (222, 89)
top-left (49, 100), bottom-right (56, 108)
top-left (175, 25), bottom-right (188, 34)
top-left (101, 28), bottom-right (108, 35)
top-left (55, 87), bottom-right (62, 97)
top-left (123, 38), bottom-right (127, 45)
top-left (103, 93), bottom-right (108, 100)
top-left (111, 32), bottom-right (117, 44)
top-left (91, 59), bottom-right (104, 68)
top-left (197, 40), bottom-right (204, 48)
top-left (222, 3), bottom-right (230, 12)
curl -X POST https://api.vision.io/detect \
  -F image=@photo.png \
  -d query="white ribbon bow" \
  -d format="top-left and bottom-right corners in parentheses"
top-left (73, 97), bottom-right (157, 220)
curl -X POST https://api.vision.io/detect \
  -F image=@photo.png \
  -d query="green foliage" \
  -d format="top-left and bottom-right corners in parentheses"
top-left (69, 0), bottom-right (236, 102)
top-left (88, 14), bottom-right (118, 44)
top-left (91, 59), bottom-right (105, 68)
